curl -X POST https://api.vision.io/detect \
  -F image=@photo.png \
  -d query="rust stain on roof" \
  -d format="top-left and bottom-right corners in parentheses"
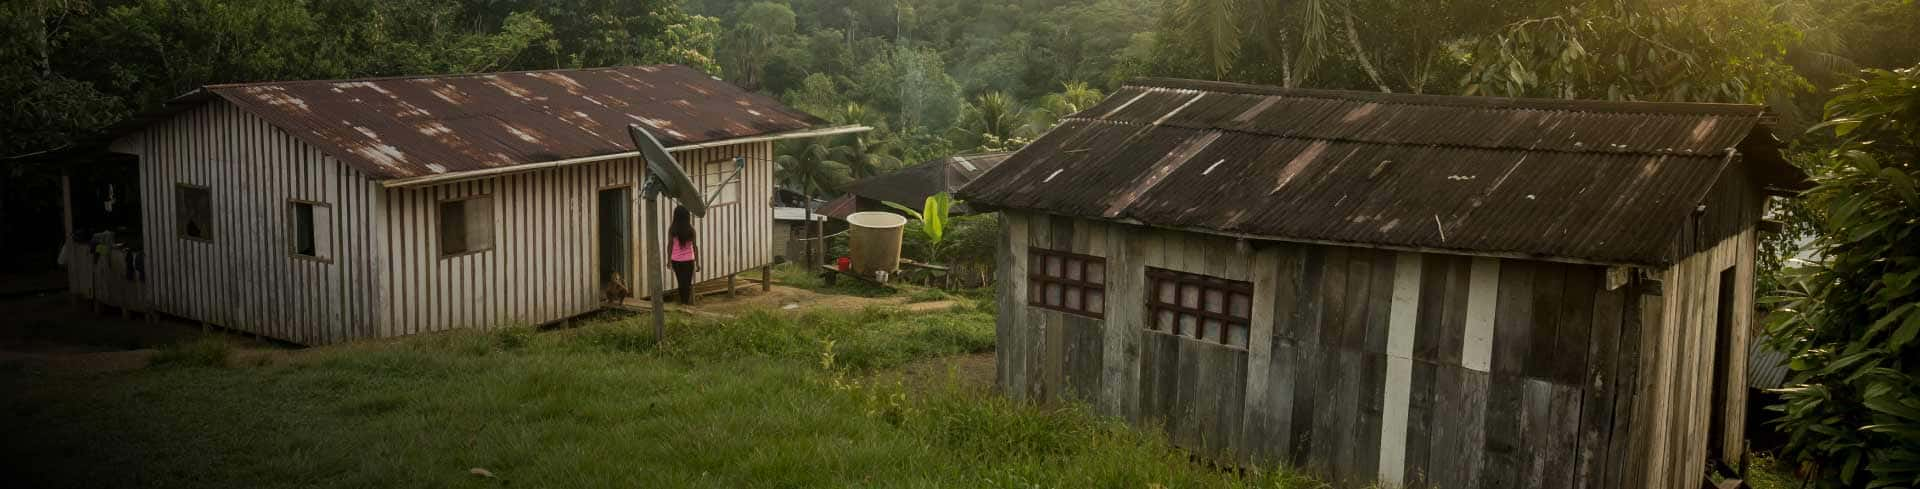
top-left (960, 78), bottom-right (1800, 265)
top-left (202, 65), bottom-right (823, 180)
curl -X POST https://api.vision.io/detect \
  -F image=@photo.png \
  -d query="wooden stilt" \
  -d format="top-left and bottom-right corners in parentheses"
top-left (727, 273), bottom-right (737, 298)
top-left (761, 264), bottom-right (772, 291)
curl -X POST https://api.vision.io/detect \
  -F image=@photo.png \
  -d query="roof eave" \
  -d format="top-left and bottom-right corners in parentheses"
top-left (983, 204), bottom-right (1671, 268)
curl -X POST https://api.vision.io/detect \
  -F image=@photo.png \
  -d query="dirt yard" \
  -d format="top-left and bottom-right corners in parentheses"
top-left (661, 283), bottom-right (960, 317)
top-left (0, 292), bottom-right (274, 373)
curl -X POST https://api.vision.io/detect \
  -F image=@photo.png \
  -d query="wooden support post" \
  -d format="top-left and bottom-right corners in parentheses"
top-left (61, 172), bottom-right (74, 241)
top-left (727, 273), bottom-right (737, 298)
top-left (761, 265), bottom-right (772, 291)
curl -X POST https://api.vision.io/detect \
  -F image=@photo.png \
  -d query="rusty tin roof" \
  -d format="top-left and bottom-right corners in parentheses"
top-left (200, 65), bottom-right (823, 180)
top-left (841, 152), bottom-right (1009, 210)
top-left (960, 78), bottom-right (1800, 266)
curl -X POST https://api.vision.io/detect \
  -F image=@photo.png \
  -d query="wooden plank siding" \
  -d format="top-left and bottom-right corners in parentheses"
top-left (996, 210), bottom-right (1751, 488)
top-left (121, 98), bottom-right (778, 344)
top-left (379, 142), bottom-right (776, 336)
top-left (128, 100), bottom-right (379, 345)
top-left (1625, 229), bottom-right (1757, 489)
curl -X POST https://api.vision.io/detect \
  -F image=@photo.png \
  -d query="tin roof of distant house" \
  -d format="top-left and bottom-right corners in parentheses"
top-left (959, 78), bottom-right (1805, 266)
top-left (104, 65), bottom-right (830, 182)
top-left (841, 152), bottom-right (1009, 213)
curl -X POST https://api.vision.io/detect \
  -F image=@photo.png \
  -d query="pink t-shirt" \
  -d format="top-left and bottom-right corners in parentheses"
top-left (669, 237), bottom-right (695, 262)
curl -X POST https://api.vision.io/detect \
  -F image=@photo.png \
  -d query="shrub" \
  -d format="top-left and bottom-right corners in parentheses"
top-left (1766, 66), bottom-right (1920, 488)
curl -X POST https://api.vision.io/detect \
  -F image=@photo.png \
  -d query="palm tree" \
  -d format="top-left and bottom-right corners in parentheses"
top-left (1020, 81), bottom-right (1105, 137)
top-left (775, 140), bottom-right (851, 265)
top-left (830, 134), bottom-right (903, 179)
top-left (961, 91), bottom-right (1025, 150)
top-left (1163, 0), bottom-right (1342, 87)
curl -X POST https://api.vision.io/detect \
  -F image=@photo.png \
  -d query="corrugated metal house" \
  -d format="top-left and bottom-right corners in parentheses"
top-left (959, 78), bottom-right (1804, 489)
top-left (838, 152), bottom-right (1009, 214)
top-left (81, 65), bottom-right (855, 345)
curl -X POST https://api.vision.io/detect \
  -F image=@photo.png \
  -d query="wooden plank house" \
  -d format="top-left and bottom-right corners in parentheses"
top-left (958, 79), bottom-right (1805, 488)
top-left (67, 65), bottom-right (859, 345)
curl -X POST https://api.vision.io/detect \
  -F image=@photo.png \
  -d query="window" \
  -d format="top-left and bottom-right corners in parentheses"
top-left (439, 195), bottom-right (494, 257)
top-left (176, 184), bottom-right (213, 241)
top-left (288, 200), bottom-right (332, 260)
top-left (1146, 268), bottom-right (1253, 348)
top-left (1028, 248), bottom-right (1106, 318)
top-left (701, 159), bottom-right (740, 206)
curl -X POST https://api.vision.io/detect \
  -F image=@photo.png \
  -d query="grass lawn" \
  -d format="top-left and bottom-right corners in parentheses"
top-left (0, 306), bottom-right (1320, 488)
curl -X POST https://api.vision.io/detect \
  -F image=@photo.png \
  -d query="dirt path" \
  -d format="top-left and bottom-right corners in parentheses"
top-left (675, 284), bottom-right (960, 316)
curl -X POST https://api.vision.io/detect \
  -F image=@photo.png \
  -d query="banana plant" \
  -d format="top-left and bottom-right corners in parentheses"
top-left (884, 192), bottom-right (952, 263)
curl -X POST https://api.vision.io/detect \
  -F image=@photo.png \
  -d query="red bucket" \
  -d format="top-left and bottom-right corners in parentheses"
top-left (835, 257), bottom-right (851, 271)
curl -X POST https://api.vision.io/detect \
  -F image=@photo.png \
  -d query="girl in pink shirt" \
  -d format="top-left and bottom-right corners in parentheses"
top-left (668, 206), bottom-right (699, 304)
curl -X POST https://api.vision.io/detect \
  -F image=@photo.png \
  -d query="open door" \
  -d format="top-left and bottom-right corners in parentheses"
top-left (598, 187), bottom-right (633, 294)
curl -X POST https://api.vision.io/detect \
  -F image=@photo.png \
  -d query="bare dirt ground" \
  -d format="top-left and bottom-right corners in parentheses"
top-left (0, 291), bottom-right (267, 374)
top-left (668, 284), bottom-right (959, 317)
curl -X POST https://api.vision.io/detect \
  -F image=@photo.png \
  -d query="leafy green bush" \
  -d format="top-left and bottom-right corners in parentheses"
top-left (1766, 65), bottom-right (1920, 488)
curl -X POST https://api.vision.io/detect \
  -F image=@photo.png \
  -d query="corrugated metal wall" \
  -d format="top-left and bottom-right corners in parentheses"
top-left (378, 142), bottom-right (774, 336)
top-left (128, 100), bottom-right (381, 345)
top-left (996, 211), bottom-right (1738, 489)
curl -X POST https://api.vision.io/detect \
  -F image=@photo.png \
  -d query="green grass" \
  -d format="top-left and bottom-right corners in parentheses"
top-left (147, 335), bottom-right (233, 367)
top-left (0, 308), bottom-right (1320, 488)
top-left (1743, 453), bottom-right (1801, 489)
top-left (905, 288), bottom-right (951, 303)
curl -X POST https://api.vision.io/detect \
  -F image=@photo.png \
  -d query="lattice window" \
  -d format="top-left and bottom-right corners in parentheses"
top-left (1027, 248), bottom-right (1106, 318)
top-left (1146, 267), bottom-right (1252, 348)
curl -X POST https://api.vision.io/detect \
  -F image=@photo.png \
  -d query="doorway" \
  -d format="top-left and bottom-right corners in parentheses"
top-left (1708, 266), bottom-right (1737, 463)
top-left (598, 187), bottom-right (633, 295)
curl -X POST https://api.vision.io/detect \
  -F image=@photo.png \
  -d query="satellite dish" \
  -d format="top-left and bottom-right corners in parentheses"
top-left (627, 124), bottom-right (706, 217)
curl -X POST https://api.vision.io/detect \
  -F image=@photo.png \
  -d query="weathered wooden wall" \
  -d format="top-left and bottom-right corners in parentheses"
top-left (379, 142), bottom-right (774, 336)
top-left (1625, 229), bottom-right (1755, 489)
top-left (996, 210), bottom-right (1751, 488)
top-left (125, 100), bottom-right (381, 345)
top-left (123, 99), bottom-right (777, 344)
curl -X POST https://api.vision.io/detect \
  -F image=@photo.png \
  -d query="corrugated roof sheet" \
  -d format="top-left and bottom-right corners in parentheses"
top-left (1749, 334), bottom-right (1794, 389)
top-left (841, 152), bottom-right (1010, 209)
top-left (961, 79), bottom-right (1796, 266)
top-left (202, 65), bottom-right (822, 180)
top-left (819, 194), bottom-right (858, 220)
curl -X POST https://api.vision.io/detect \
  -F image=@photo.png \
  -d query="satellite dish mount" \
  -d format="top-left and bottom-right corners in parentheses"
top-left (627, 124), bottom-right (706, 340)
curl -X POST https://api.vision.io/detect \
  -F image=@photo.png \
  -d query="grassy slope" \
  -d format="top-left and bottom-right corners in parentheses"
top-left (0, 307), bottom-right (1317, 489)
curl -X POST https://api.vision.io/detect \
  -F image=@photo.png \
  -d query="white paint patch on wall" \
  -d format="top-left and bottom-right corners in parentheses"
top-left (1462, 257), bottom-right (1502, 372)
top-left (1378, 251), bottom-right (1425, 486)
